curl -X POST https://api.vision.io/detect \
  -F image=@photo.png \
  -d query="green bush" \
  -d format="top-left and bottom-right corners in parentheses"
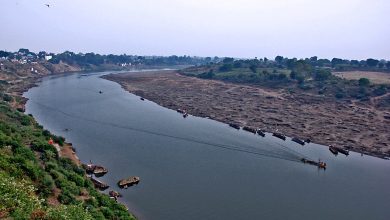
top-left (358, 78), bottom-right (370, 87)
top-left (47, 205), bottom-right (92, 220)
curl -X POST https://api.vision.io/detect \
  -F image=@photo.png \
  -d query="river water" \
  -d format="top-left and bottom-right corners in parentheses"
top-left (24, 71), bottom-right (390, 220)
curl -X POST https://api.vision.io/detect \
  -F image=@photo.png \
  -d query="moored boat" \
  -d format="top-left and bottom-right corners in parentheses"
top-left (257, 129), bottom-right (265, 137)
top-left (118, 176), bottom-right (140, 189)
top-left (229, 123), bottom-right (240, 130)
top-left (93, 166), bottom-right (108, 177)
top-left (292, 137), bottom-right (305, 145)
top-left (83, 163), bottom-right (108, 177)
top-left (243, 126), bottom-right (257, 134)
top-left (329, 145), bottom-right (338, 155)
top-left (90, 177), bottom-right (109, 190)
top-left (273, 132), bottom-right (286, 141)
top-left (109, 190), bottom-right (122, 200)
top-left (335, 147), bottom-right (349, 156)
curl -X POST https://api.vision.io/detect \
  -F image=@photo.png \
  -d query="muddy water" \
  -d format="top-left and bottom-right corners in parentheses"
top-left (24, 71), bottom-right (390, 220)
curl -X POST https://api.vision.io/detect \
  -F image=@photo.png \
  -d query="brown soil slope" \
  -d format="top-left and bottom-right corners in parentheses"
top-left (105, 70), bottom-right (390, 159)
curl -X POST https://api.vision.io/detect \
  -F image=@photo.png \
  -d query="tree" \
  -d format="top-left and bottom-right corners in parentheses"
top-left (249, 64), bottom-right (257, 73)
top-left (219, 64), bottom-right (233, 72)
top-left (350, 60), bottom-right (360, 66)
top-left (222, 57), bottom-right (234, 64)
top-left (366, 58), bottom-right (379, 67)
top-left (275, 56), bottom-right (284, 64)
top-left (314, 69), bottom-right (331, 81)
top-left (0, 50), bottom-right (10, 58)
top-left (331, 58), bottom-right (343, 67)
top-left (233, 61), bottom-right (242, 68)
top-left (18, 48), bottom-right (30, 55)
top-left (358, 78), bottom-right (370, 87)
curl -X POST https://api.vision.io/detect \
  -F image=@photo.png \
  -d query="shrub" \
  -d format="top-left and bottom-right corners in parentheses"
top-left (46, 205), bottom-right (93, 220)
top-left (358, 78), bottom-right (370, 87)
top-left (219, 64), bottom-right (233, 72)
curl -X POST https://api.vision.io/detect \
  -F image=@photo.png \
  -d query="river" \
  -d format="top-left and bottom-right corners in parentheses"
top-left (24, 70), bottom-right (390, 220)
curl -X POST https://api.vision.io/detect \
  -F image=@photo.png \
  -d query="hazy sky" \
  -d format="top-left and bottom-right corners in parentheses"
top-left (1, 0), bottom-right (389, 59)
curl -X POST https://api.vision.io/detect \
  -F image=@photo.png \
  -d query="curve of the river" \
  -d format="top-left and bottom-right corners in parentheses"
top-left (24, 71), bottom-right (390, 220)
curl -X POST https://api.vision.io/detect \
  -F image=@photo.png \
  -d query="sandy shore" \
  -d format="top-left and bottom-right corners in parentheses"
top-left (104, 70), bottom-right (390, 159)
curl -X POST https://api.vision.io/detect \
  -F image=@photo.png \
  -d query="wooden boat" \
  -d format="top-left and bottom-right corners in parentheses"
top-left (292, 137), bottom-right (305, 145)
top-left (93, 166), bottom-right (108, 177)
top-left (229, 123), bottom-right (240, 130)
top-left (328, 145), bottom-right (338, 156)
top-left (83, 163), bottom-right (108, 177)
top-left (273, 132), bottom-right (286, 141)
top-left (140, 97), bottom-right (145, 101)
top-left (257, 129), bottom-right (265, 137)
top-left (335, 147), bottom-right (349, 156)
top-left (90, 177), bottom-right (109, 190)
top-left (118, 176), bottom-right (140, 189)
top-left (243, 126), bottom-right (257, 134)
top-left (183, 113), bottom-right (188, 118)
top-left (301, 158), bottom-right (326, 169)
top-left (109, 190), bottom-right (122, 199)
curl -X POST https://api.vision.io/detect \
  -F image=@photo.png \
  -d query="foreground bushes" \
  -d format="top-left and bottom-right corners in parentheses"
top-left (0, 102), bottom-right (135, 219)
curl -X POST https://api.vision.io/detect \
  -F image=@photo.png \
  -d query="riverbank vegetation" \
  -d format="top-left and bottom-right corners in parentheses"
top-left (181, 57), bottom-right (390, 105)
top-left (0, 100), bottom-right (134, 219)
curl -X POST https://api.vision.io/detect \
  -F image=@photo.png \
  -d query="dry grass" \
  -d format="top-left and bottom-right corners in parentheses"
top-left (334, 71), bottom-right (390, 84)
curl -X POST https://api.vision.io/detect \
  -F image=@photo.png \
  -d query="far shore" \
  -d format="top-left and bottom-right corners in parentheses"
top-left (104, 70), bottom-right (390, 159)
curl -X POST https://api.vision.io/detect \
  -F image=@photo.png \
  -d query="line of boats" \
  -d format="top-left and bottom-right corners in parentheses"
top-left (228, 122), bottom-right (355, 166)
top-left (229, 123), bottom-right (309, 146)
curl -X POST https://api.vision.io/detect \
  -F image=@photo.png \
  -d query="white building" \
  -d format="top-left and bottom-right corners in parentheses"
top-left (45, 55), bottom-right (52, 61)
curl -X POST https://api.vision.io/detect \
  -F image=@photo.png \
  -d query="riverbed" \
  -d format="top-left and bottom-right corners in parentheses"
top-left (24, 71), bottom-right (390, 220)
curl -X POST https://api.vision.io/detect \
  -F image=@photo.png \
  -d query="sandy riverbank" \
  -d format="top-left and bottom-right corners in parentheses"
top-left (104, 70), bottom-right (390, 159)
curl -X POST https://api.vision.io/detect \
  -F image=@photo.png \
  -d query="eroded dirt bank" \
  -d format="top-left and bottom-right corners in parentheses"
top-left (104, 70), bottom-right (390, 159)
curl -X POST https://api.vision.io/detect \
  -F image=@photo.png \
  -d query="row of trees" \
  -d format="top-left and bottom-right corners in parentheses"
top-left (0, 49), bottom-right (214, 67)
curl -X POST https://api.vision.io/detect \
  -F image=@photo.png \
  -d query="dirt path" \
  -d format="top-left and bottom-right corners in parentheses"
top-left (104, 70), bottom-right (390, 159)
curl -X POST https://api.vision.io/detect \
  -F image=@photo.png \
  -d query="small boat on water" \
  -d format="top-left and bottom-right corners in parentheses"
top-left (99, 91), bottom-right (103, 94)
top-left (301, 158), bottom-right (326, 169)
top-left (273, 132), bottom-right (286, 141)
top-left (229, 123), bottom-right (240, 130)
top-left (292, 137), bottom-right (305, 145)
top-left (90, 177), bottom-right (109, 190)
top-left (305, 138), bottom-right (311, 143)
top-left (118, 176), bottom-right (140, 189)
top-left (335, 147), bottom-right (349, 156)
top-left (93, 166), bottom-right (108, 177)
top-left (243, 126), bottom-right (257, 134)
top-left (83, 163), bottom-right (108, 177)
top-left (140, 97), bottom-right (145, 101)
top-left (183, 113), bottom-right (189, 118)
top-left (257, 129), bottom-right (265, 137)
top-left (329, 145), bottom-right (338, 156)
